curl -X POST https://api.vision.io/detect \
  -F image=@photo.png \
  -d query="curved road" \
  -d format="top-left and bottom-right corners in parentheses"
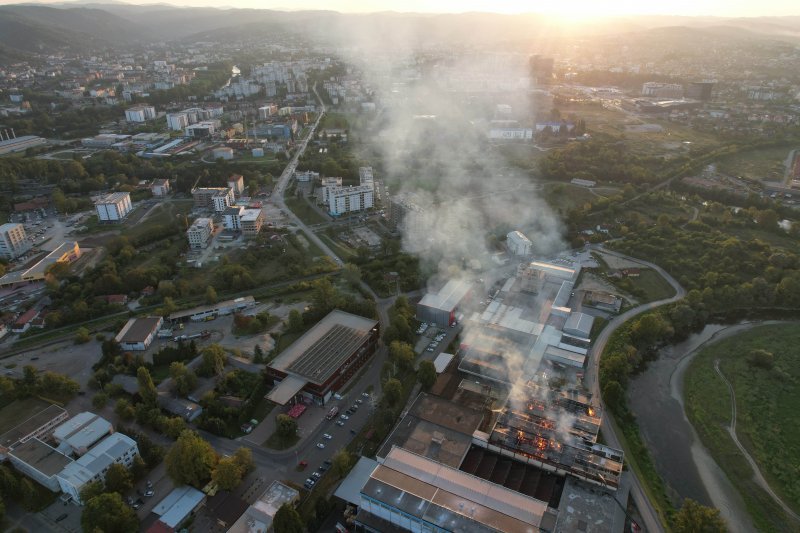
top-left (714, 360), bottom-right (800, 524)
top-left (587, 245), bottom-right (687, 533)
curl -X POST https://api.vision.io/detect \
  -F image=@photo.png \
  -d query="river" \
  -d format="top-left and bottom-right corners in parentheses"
top-left (627, 322), bottom-right (769, 533)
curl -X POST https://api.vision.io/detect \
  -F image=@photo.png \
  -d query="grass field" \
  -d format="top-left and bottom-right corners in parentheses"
top-left (285, 196), bottom-right (328, 225)
top-left (684, 323), bottom-right (800, 532)
top-left (716, 146), bottom-right (792, 183)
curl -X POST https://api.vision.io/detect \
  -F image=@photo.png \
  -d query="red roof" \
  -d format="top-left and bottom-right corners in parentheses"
top-left (14, 308), bottom-right (38, 327)
top-left (287, 404), bottom-right (306, 419)
top-left (105, 294), bottom-right (128, 304)
top-left (146, 520), bottom-right (174, 533)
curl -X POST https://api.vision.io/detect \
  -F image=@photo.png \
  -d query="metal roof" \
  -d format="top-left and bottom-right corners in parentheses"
top-left (153, 486), bottom-right (206, 528)
top-left (115, 317), bottom-right (162, 344)
top-left (265, 375), bottom-right (307, 406)
top-left (335, 456), bottom-right (379, 505)
top-left (53, 412), bottom-right (112, 451)
top-left (418, 280), bottom-right (472, 313)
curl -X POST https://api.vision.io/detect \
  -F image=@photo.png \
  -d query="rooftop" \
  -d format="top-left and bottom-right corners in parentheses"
top-left (0, 401), bottom-right (65, 449)
top-left (58, 433), bottom-right (137, 487)
top-left (115, 317), bottom-right (162, 344)
top-left (96, 191), bottom-right (130, 205)
top-left (53, 412), bottom-right (112, 452)
top-left (10, 438), bottom-right (73, 477)
top-left (418, 279), bottom-right (472, 312)
top-left (152, 485), bottom-right (206, 529)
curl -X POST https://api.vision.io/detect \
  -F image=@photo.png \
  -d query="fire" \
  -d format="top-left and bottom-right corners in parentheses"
top-left (587, 407), bottom-right (596, 417)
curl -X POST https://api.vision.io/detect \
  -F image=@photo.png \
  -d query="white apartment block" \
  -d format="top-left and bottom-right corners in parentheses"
top-left (0, 223), bottom-right (31, 260)
top-left (212, 189), bottom-right (234, 212)
top-left (166, 112), bottom-right (189, 131)
top-left (95, 192), bottom-right (132, 222)
top-left (328, 185), bottom-right (374, 217)
top-left (187, 218), bottom-right (214, 249)
top-left (358, 166), bottom-right (374, 190)
top-left (295, 170), bottom-right (319, 182)
top-left (124, 105), bottom-right (156, 123)
top-left (57, 433), bottom-right (139, 504)
top-left (319, 177), bottom-right (343, 206)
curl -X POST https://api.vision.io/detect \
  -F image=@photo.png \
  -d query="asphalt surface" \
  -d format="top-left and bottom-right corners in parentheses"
top-left (587, 245), bottom-right (687, 533)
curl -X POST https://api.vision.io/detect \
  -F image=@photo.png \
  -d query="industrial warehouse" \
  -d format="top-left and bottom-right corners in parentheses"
top-left (337, 256), bottom-right (627, 533)
top-left (265, 310), bottom-right (380, 406)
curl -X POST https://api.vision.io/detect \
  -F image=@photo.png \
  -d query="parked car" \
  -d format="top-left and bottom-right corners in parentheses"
top-left (144, 490), bottom-right (155, 497)
top-left (56, 514), bottom-right (68, 522)
top-left (316, 442), bottom-right (326, 449)
top-left (361, 392), bottom-right (370, 398)
top-left (322, 433), bottom-right (332, 440)
top-left (335, 420), bottom-right (345, 426)
top-left (340, 414), bottom-right (349, 420)
top-left (311, 472), bottom-right (321, 479)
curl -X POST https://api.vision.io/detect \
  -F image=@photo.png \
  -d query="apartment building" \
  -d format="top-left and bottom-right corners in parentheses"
top-left (0, 223), bottom-right (30, 260)
top-left (327, 185), bottom-right (374, 217)
top-left (94, 192), bottom-right (132, 222)
top-left (187, 217), bottom-right (214, 249)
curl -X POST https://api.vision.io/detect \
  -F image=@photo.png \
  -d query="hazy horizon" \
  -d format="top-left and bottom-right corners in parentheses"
top-left (1, 0), bottom-right (800, 18)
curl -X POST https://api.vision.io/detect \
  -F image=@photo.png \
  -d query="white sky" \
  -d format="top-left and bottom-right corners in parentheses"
top-left (4, 0), bottom-right (800, 17)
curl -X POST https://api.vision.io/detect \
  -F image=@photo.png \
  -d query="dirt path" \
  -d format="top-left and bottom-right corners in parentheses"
top-left (714, 360), bottom-right (800, 524)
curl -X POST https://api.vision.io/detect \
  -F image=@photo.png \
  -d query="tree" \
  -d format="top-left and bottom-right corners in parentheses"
top-left (673, 499), bottom-right (727, 533)
top-left (92, 392), bottom-right (109, 409)
top-left (79, 480), bottom-right (105, 503)
top-left (104, 463), bottom-right (133, 494)
top-left (81, 492), bottom-right (139, 533)
top-left (630, 313), bottom-right (671, 350)
top-left (18, 478), bottom-right (38, 511)
top-left (275, 414), bottom-right (298, 439)
top-left (115, 398), bottom-right (135, 420)
top-left (164, 430), bottom-right (218, 487)
top-left (205, 285), bottom-right (218, 304)
top-left (161, 416), bottom-right (187, 439)
top-left (75, 327), bottom-right (90, 344)
top-left (137, 366), bottom-right (158, 406)
top-left (602, 380), bottom-right (625, 414)
top-left (169, 362), bottom-right (198, 396)
top-left (331, 449), bottom-right (352, 479)
top-left (273, 503), bottom-right (304, 533)
top-left (389, 341), bottom-right (415, 371)
top-left (417, 360), bottom-right (437, 390)
top-left (287, 309), bottom-right (304, 333)
top-left (342, 263), bottom-right (362, 287)
top-left (253, 344), bottom-right (265, 363)
top-left (199, 344), bottom-right (226, 377)
top-left (747, 349), bottom-right (774, 369)
top-left (212, 456), bottom-right (243, 490)
top-left (233, 447), bottom-right (255, 475)
top-left (382, 378), bottom-right (403, 408)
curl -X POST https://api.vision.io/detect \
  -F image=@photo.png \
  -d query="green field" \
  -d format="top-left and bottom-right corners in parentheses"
top-left (684, 323), bottom-right (800, 532)
top-left (285, 196), bottom-right (328, 225)
top-left (716, 146), bottom-right (793, 183)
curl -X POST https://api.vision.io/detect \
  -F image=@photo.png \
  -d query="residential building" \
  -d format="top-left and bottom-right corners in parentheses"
top-left (57, 433), bottom-right (139, 503)
top-left (52, 412), bottom-right (112, 457)
top-left (506, 230), bottom-right (533, 256)
top-left (95, 192), bottom-right (132, 222)
top-left (388, 192), bottom-right (424, 233)
top-left (185, 120), bottom-right (219, 138)
top-left (227, 481), bottom-right (299, 533)
top-left (358, 166), bottom-right (374, 190)
top-left (151, 178), bottom-right (170, 197)
top-left (187, 217), bottom-right (214, 249)
top-left (265, 310), bottom-right (380, 406)
top-left (319, 177), bottom-right (343, 205)
top-left (294, 170), bottom-right (319, 182)
top-left (11, 308), bottom-right (38, 333)
top-left (223, 206), bottom-right (244, 231)
top-left (166, 112), bottom-right (189, 131)
top-left (227, 174), bottom-right (244, 195)
top-left (115, 316), bottom-right (164, 351)
top-left (327, 185), bottom-right (374, 216)
top-left (192, 187), bottom-right (234, 211)
top-left (686, 81), bottom-right (715, 101)
top-left (125, 105), bottom-right (156, 122)
top-left (0, 223), bottom-right (30, 260)
top-left (239, 209), bottom-right (264, 236)
top-left (416, 279), bottom-right (472, 326)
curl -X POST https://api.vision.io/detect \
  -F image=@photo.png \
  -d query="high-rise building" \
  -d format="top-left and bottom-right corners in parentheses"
top-left (94, 192), bottom-right (132, 222)
top-left (0, 223), bottom-right (30, 260)
top-left (124, 105), bottom-right (156, 123)
top-left (327, 185), bottom-right (374, 216)
top-left (686, 81), bottom-right (715, 101)
top-left (530, 54), bottom-right (554, 84)
top-left (187, 218), bottom-right (214, 249)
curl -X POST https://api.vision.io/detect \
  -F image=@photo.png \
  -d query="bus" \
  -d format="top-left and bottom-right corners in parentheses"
top-left (326, 406), bottom-right (339, 420)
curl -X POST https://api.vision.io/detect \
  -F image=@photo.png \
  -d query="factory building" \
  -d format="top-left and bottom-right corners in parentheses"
top-left (416, 279), bottom-right (472, 326)
top-left (265, 310), bottom-right (380, 406)
top-left (115, 316), bottom-right (164, 351)
top-left (506, 230), bottom-right (533, 256)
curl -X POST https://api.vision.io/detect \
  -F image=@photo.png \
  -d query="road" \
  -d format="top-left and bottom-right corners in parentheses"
top-left (714, 360), bottom-right (800, 524)
top-left (587, 245), bottom-right (687, 533)
top-left (270, 83), bottom-right (343, 267)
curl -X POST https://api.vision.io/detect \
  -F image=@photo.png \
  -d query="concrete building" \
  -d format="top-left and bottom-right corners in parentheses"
top-left (95, 192), bottom-right (132, 222)
top-left (227, 481), bottom-right (299, 533)
top-left (187, 217), bottom-right (214, 249)
top-left (563, 312), bottom-right (594, 339)
top-left (166, 112), bottom-right (189, 131)
top-left (488, 128), bottom-right (533, 140)
top-left (0, 223), bottom-right (30, 260)
top-left (192, 187), bottom-right (234, 211)
top-left (506, 230), bottom-right (533, 256)
top-left (294, 170), bottom-right (319, 182)
top-left (227, 174), bottom-right (244, 195)
top-left (319, 177), bottom-right (343, 205)
top-left (686, 81), bottom-right (715, 101)
top-left (327, 185), bottom-right (374, 216)
top-left (125, 105), bottom-right (156, 122)
top-left (53, 412), bottom-right (112, 457)
top-left (388, 192), bottom-right (424, 234)
top-left (57, 433), bottom-right (139, 503)
top-left (239, 209), bottom-right (264, 236)
top-left (150, 486), bottom-right (206, 531)
top-left (0, 134), bottom-right (46, 155)
top-left (0, 241), bottom-right (81, 288)
top-left (0, 404), bottom-right (68, 458)
top-left (168, 296), bottom-right (255, 323)
top-left (212, 147), bottom-right (234, 160)
top-left (8, 438), bottom-right (73, 492)
top-left (185, 121), bottom-right (219, 138)
top-left (223, 206), bottom-right (244, 231)
top-left (158, 394), bottom-right (203, 422)
top-left (265, 310), bottom-right (380, 406)
top-left (417, 279), bottom-right (472, 326)
top-left (358, 166), bottom-right (375, 190)
top-left (641, 82), bottom-right (684, 98)
top-left (115, 316), bottom-right (164, 351)
top-left (151, 178), bottom-right (170, 197)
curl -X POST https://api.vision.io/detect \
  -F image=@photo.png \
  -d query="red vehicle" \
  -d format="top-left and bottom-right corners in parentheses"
top-left (326, 406), bottom-right (339, 420)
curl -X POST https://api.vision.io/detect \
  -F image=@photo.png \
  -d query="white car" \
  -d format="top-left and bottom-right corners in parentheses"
top-left (333, 393), bottom-right (343, 400)
top-left (340, 414), bottom-right (349, 420)
top-left (316, 442), bottom-right (326, 449)
top-left (323, 433), bottom-right (332, 440)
